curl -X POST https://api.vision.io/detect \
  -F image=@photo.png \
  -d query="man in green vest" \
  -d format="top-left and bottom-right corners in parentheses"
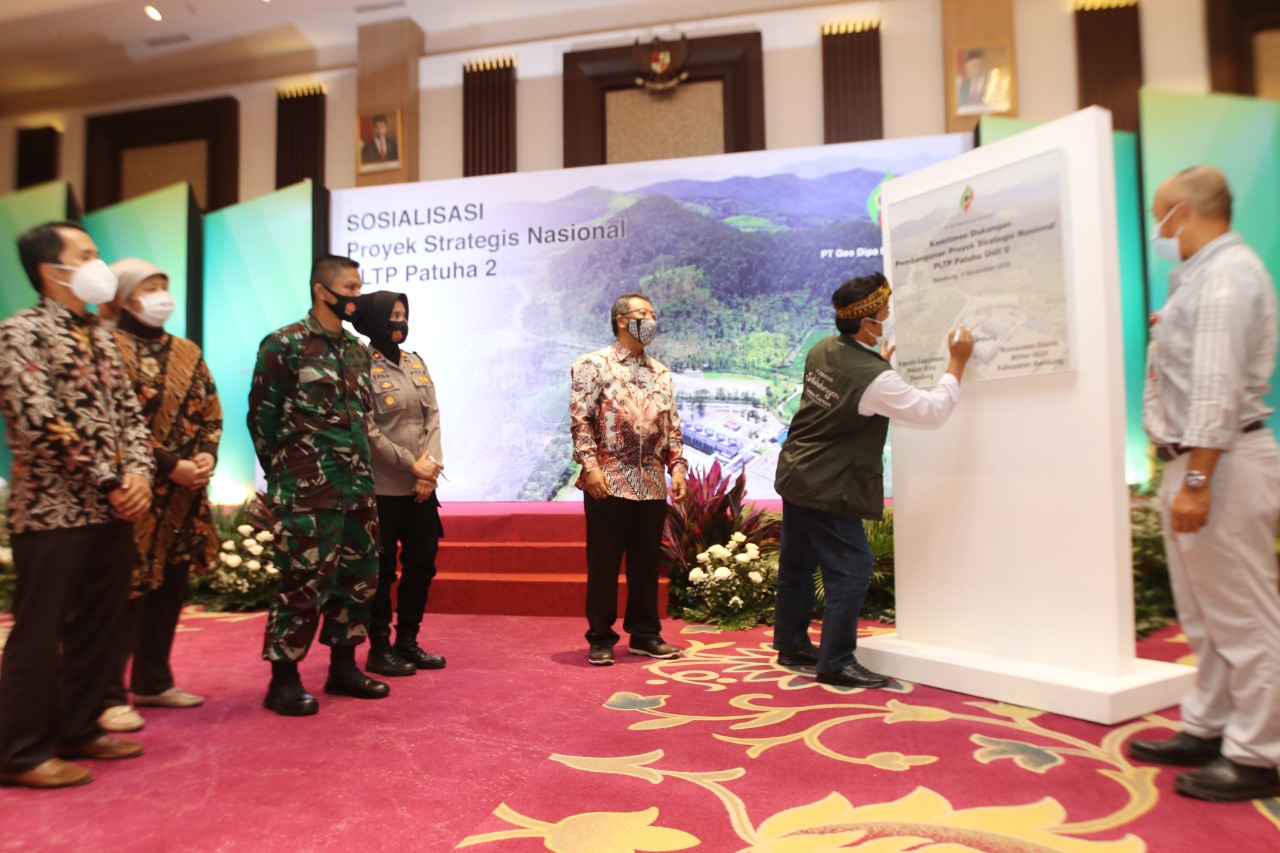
top-left (773, 272), bottom-right (972, 688)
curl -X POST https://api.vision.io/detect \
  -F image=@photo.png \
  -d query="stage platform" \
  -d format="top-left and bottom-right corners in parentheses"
top-left (433, 501), bottom-right (670, 617)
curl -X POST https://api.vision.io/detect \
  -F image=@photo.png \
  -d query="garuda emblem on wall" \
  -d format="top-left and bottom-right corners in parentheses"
top-left (633, 35), bottom-right (690, 93)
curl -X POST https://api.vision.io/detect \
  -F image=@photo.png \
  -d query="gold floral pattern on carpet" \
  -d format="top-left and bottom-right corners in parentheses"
top-left (460, 750), bottom-right (1147, 851)
top-left (457, 631), bottom-right (1254, 851)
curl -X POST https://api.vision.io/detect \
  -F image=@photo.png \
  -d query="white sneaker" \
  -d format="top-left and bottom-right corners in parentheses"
top-left (98, 705), bottom-right (145, 732)
top-left (132, 687), bottom-right (204, 708)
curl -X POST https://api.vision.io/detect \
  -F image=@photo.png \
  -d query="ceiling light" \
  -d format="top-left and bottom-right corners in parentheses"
top-left (144, 5), bottom-right (162, 21)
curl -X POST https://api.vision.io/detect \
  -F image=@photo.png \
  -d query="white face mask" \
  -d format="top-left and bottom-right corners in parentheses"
top-left (1151, 202), bottom-right (1184, 264)
top-left (133, 291), bottom-right (176, 328)
top-left (53, 259), bottom-right (118, 305)
top-left (870, 314), bottom-right (895, 347)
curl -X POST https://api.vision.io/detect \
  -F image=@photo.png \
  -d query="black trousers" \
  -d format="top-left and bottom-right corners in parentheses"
top-left (0, 521), bottom-right (135, 773)
top-left (369, 493), bottom-right (442, 646)
top-left (583, 495), bottom-right (668, 647)
top-left (103, 560), bottom-right (192, 707)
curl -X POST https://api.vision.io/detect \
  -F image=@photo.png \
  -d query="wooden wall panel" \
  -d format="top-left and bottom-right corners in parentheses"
top-left (1074, 3), bottom-right (1142, 133)
top-left (84, 96), bottom-right (238, 213)
top-left (822, 23), bottom-right (884, 143)
top-left (356, 19), bottom-right (423, 187)
top-left (464, 60), bottom-right (516, 177)
top-left (1207, 0), bottom-right (1280, 95)
top-left (277, 86), bottom-right (326, 189)
top-left (16, 126), bottom-right (60, 189)
top-left (942, 0), bottom-right (1017, 134)
top-left (564, 32), bottom-right (764, 169)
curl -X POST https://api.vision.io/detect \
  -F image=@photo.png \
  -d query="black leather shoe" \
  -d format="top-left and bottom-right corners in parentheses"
top-left (366, 646), bottom-right (417, 677)
top-left (394, 641), bottom-right (446, 670)
top-left (1175, 756), bottom-right (1280, 802)
top-left (816, 662), bottom-right (890, 689)
top-left (325, 665), bottom-right (390, 699)
top-left (776, 648), bottom-right (819, 667)
top-left (263, 680), bottom-right (319, 716)
top-left (588, 645), bottom-right (615, 666)
top-left (1128, 732), bottom-right (1222, 767)
top-left (628, 638), bottom-right (681, 659)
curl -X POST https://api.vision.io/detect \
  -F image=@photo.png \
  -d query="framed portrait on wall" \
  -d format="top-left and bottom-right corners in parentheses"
top-left (357, 109), bottom-right (402, 173)
top-left (952, 45), bottom-right (1014, 117)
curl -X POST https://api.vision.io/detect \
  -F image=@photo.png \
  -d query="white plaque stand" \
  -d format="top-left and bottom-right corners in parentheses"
top-left (867, 107), bottom-right (1193, 725)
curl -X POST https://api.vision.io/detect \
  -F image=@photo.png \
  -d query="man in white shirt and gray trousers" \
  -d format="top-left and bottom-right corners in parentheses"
top-left (1127, 165), bottom-right (1280, 802)
top-left (773, 272), bottom-right (972, 689)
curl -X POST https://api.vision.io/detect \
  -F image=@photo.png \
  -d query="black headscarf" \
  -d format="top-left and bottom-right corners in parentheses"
top-left (352, 290), bottom-right (409, 363)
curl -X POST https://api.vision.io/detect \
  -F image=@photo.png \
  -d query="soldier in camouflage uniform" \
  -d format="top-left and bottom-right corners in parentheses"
top-left (247, 255), bottom-right (389, 716)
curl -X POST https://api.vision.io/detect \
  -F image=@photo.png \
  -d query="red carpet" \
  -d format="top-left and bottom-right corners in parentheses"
top-left (0, 613), bottom-right (1278, 851)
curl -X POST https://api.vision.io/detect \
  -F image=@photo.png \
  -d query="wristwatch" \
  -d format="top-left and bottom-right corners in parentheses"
top-left (1183, 470), bottom-right (1209, 490)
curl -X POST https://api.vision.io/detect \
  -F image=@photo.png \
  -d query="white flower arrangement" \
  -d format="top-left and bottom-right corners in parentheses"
top-left (206, 520), bottom-right (280, 605)
top-left (682, 534), bottom-right (779, 631)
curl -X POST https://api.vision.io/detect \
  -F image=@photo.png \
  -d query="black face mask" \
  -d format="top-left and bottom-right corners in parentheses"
top-left (323, 286), bottom-right (371, 323)
top-left (387, 320), bottom-right (409, 344)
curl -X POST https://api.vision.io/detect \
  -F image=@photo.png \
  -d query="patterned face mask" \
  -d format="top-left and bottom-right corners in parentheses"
top-left (627, 317), bottom-right (658, 346)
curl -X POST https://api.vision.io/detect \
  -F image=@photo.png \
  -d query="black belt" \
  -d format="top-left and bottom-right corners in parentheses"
top-left (1156, 420), bottom-right (1266, 463)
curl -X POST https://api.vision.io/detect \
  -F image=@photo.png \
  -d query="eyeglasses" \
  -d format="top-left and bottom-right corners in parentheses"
top-left (624, 309), bottom-right (658, 321)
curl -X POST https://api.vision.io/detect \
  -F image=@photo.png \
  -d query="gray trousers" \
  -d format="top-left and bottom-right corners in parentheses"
top-left (1160, 429), bottom-right (1280, 767)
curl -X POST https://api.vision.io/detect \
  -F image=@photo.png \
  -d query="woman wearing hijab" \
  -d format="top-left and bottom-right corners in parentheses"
top-left (354, 292), bottom-right (448, 677)
top-left (98, 258), bottom-right (221, 733)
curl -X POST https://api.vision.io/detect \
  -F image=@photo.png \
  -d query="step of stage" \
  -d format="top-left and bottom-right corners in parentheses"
top-left (437, 541), bottom-right (585, 574)
top-left (431, 502), bottom-right (669, 617)
top-left (440, 501), bottom-right (584, 543)
top-left (430, 571), bottom-right (670, 617)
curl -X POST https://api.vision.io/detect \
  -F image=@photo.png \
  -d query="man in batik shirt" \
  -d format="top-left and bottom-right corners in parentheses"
top-left (0, 222), bottom-right (154, 789)
top-left (570, 293), bottom-right (688, 667)
top-left (248, 255), bottom-right (387, 716)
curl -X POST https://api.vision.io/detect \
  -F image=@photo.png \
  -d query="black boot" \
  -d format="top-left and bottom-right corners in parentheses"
top-left (394, 633), bottom-right (446, 670)
top-left (264, 660), bottom-right (319, 716)
top-left (365, 642), bottom-right (416, 677)
top-left (324, 645), bottom-right (390, 699)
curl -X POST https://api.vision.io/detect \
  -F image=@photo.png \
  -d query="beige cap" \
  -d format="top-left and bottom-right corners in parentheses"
top-left (108, 258), bottom-right (168, 304)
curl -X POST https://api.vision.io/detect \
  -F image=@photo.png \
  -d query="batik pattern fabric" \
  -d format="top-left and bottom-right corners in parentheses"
top-left (262, 506), bottom-right (379, 661)
top-left (247, 312), bottom-right (375, 511)
top-left (0, 297), bottom-right (154, 533)
top-left (113, 326), bottom-right (222, 593)
top-left (570, 340), bottom-right (687, 501)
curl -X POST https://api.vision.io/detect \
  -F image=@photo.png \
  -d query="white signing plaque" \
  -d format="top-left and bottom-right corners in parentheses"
top-left (887, 149), bottom-right (1072, 387)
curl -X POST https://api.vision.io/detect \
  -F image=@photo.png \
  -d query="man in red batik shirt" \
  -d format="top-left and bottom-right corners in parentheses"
top-left (570, 293), bottom-right (688, 666)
